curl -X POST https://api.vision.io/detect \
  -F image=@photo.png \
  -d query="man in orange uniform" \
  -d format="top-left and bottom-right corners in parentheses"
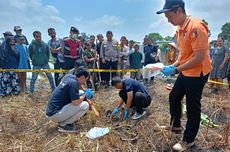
top-left (157, 0), bottom-right (211, 151)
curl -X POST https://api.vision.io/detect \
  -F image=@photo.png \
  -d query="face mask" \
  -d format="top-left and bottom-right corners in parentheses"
top-left (71, 34), bottom-right (78, 39)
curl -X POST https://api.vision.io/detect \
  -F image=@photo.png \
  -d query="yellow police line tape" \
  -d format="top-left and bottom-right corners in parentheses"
top-left (0, 69), bottom-right (140, 73)
top-left (208, 80), bottom-right (230, 86)
top-left (0, 69), bottom-right (229, 86)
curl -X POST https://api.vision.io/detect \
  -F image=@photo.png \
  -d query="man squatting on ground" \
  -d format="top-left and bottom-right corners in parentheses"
top-left (46, 68), bottom-right (94, 133)
top-left (111, 77), bottom-right (152, 120)
top-left (157, 0), bottom-right (211, 151)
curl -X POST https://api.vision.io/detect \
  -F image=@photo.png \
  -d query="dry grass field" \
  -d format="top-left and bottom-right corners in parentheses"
top-left (0, 78), bottom-right (229, 152)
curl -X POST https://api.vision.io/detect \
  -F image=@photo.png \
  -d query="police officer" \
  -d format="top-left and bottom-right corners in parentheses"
top-left (100, 31), bottom-right (120, 88)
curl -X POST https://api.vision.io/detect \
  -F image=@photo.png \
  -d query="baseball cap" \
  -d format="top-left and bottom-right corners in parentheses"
top-left (156, 0), bottom-right (185, 14)
top-left (14, 26), bottom-right (22, 31)
top-left (70, 26), bottom-right (79, 33)
top-left (3, 31), bottom-right (13, 36)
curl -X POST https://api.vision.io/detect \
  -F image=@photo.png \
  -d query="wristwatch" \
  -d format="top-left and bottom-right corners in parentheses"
top-left (174, 68), bottom-right (180, 74)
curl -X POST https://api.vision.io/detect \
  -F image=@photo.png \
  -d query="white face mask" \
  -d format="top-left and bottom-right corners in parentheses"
top-left (71, 34), bottom-right (78, 39)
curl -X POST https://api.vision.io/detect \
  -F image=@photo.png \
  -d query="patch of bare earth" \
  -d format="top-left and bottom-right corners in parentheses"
top-left (0, 79), bottom-right (229, 152)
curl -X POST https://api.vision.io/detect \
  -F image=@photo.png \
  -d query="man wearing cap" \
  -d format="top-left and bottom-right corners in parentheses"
top-left (100, 31), bottom-right (120, 88)
top-left (14, 26), bottom-right (29, 46)
top-left (157, 0), bottom-right (211, 151)
top-left (48, 28), bottom-right (65, 86)
top-left (62, 26), bottom-right (82, 70)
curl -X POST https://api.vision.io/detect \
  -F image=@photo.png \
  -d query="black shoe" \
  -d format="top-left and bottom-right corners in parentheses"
top-left (160, 126), bottom-right (183, 134)
top-left (58, 124), bottom-right (79, 133)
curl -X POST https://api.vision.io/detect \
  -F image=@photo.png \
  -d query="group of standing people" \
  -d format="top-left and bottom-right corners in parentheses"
top-left (0, 26), bottom-right (161, 96)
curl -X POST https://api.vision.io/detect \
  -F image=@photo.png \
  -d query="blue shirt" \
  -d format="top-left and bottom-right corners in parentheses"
top-left (16, 43), bottom-right (29, 69)
top-left (143, 45), bottom-right (158, 66)
top-left (121, 78), bottom-right (151, 99)
top-left (46, 74), bottom-right (80, 117)
top-left (47, 38), bottom-right (64, 64)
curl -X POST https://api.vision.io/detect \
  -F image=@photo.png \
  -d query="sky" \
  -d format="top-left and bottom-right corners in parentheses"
top-left (0, 0), bottom-right (230, 43)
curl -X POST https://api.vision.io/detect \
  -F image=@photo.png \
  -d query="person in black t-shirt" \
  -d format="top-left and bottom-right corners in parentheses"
top-left (46, 68), bottom-right (93, 133)
top-left (111, 77), bottom-right (152, 120)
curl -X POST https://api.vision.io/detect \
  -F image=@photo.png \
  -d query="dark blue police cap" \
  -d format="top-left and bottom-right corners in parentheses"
top-left (156, 0), bottom-right (185, 14)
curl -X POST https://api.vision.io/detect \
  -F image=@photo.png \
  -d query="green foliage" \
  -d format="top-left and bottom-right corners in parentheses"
top-left (219, 22), bottom-right (230, 40)
top-left (159, 42), bottom-right (168, 52)
top-left (147, 33), bottom-right (164, 43)
top-left (202, 19), bottom-right (211, 37)
top-left (164, 36), bottom-right (173, 41)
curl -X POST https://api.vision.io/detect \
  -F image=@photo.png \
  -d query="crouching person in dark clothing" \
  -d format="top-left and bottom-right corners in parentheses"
top-left (46, 68), bottom-right (93, 133)
top-left (111, 77), bottom-right (151, 120)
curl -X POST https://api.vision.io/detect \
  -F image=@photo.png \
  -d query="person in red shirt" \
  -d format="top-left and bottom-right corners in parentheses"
top-left (157, 0), bottom-right (211, 151)
top-left (62, 26), bottom-right (82, 70)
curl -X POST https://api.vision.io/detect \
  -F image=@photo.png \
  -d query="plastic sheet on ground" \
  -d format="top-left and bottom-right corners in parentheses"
top-left (86, 127), bottom-right (111, 140)
top-left (142, 63), bottom-right (165, 79)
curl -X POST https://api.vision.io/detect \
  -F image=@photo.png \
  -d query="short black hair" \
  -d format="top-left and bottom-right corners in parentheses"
top-left (121, 36), bottom-right (126, 40)
top-left (111, 77), bottom-right (122, 86)
top-left (75, 67), bottom-right (89, 78)
top-left (33, 31), bottom-right (41, 37)
top-left (48, 28), bottom-right (55, 33)
top-left (74, 58), bottom-right (86, 68)
top-left (106, 30), bottom-right (113, 35)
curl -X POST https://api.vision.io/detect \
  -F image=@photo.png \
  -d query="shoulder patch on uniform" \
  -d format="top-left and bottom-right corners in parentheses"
top-left (192, 30), bottom-right (199, 38)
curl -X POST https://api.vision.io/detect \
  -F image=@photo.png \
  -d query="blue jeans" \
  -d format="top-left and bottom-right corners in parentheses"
top-left (30, 64), bottom-right (55, 93)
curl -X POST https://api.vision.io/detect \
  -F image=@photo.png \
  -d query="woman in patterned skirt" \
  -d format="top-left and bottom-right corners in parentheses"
top-left (0, 36), bottom-right (20, 96)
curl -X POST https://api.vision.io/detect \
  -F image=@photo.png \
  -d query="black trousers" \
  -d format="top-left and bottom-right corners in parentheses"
top-left (103, 60), bottom-right (118, 83)
top-left (119, 91), bottom-right (151, 114)
top-left (54, 61), bottom-right (64, 86)
top-left (99, 59), bottom-right (106, 82)
top-left (169, 73), bottom-right (209, 143)
top-left (64, 58), bottom-right (76, 70)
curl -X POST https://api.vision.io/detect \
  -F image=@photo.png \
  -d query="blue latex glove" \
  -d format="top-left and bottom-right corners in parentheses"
top-left (85, 88), bottom-right (94, 99)
top-left (79, 90), bottom-right (85, 96)
top-left (162, 66), bottom-right (175, 76)
top-left (123, 109), bottom-right (129, 120)
top-left (169, 64), bottom-right (175, 69)
top-left (111, 107), bottom-right (120, 116)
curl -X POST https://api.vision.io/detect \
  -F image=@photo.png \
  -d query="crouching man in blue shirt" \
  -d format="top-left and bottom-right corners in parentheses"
top-left (111, 77), bottom-right (152, 120)
top-left (46, 68), bottom-right (93, 133)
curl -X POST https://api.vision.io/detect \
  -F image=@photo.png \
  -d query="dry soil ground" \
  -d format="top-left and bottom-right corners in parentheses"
top-left (0, 78), bottom-right (230, 152)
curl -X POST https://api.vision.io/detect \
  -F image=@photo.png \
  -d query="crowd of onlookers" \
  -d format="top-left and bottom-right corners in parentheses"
top-left (0, 26), bottom-right (229, 97)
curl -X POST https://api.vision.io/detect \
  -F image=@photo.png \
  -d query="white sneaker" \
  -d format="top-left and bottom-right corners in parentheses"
top-left (173, 141), bottom-right (195, 152)
top-left (131, 111), bottom-right (146, 120)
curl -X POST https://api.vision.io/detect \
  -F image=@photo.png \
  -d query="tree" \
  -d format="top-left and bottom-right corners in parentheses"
top-left (148, 33), bottom-right (164, 43)
top-left (164, 36), bottom-right (173, 41)
top-left (219, 22), bottom-right (230, 40)
top-left (202, 19), bottom-right (211, 37)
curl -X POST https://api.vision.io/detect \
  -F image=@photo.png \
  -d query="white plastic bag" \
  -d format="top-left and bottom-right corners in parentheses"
top-left (142, 63), bottom-right (164, 79)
